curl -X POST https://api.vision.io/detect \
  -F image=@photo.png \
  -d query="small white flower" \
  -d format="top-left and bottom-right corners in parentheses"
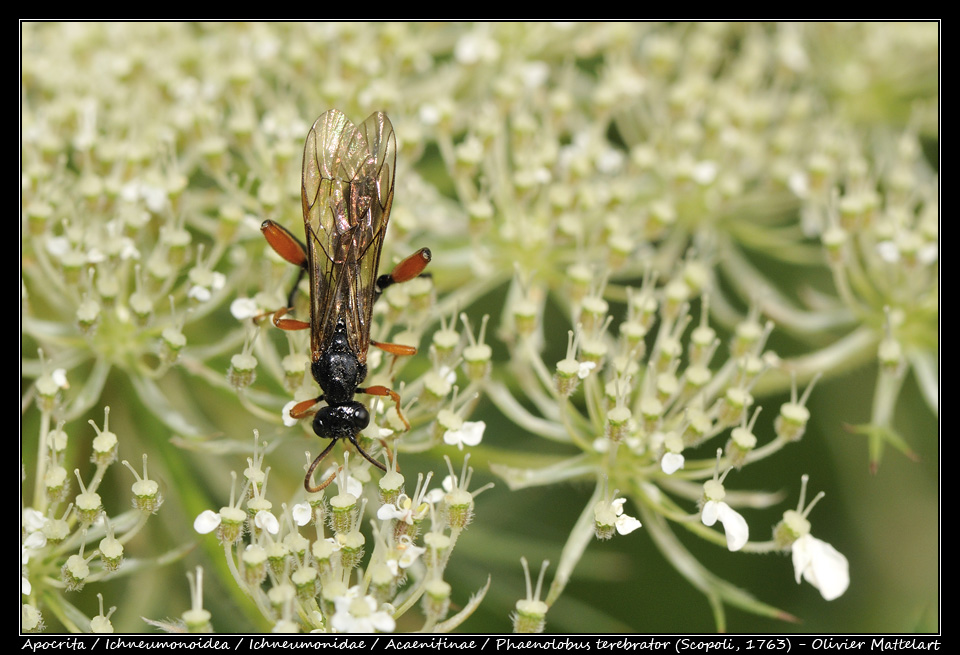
top-left (701, 500), bottom-right (749, 552)
top-left (876, 235), bottom-right (938, 266)
top-left (589, 436), bottom-right (610, 454)
top-left (23, 530), bottom-right (47, 551)
top-left (876, 240), bottom-right (900, 263)
top-left (577, 361), bottom-right (596, 379)
top-left (193, 510), bottom-right (221, 535)
top-left (292, 503), bottom-right (313, 527)
top-left (438, 365), bottom-right (457, 385)
top-left (661, 452), bottom-right (685, 474)
top-left (428, 472), bottom-right (468, 505)
top-left (22, 508), bottom-right (48, 533)
top-left (519, 61), bottom-right (549, 89)
top-left (616, 514), bottom-right (642, 535)
top-left (242, 213), bottom-right (264, 232)
top-left (397, 541), bottom-right (427, 569)
top-left (140, 184), bottom-right (170, 213)
top-left (419, 103), bottom-right (441, 126)
top-left (118, 237), bottom-right (141, 260)
top-left (231, 297), bottom-right (262, 320)
top-left (21, 516), bottom-right (48, 596)
top-left (51, 369), bottom-right (69, 389)
top-left (610, 499), bottom-right (642, 535)
top-left (378, 495), bottom-right (428, 525)
top-left (188, 272), bottom-right (226, 303)
top-left (596, 148), bottom-right (625, 174)
top-left (377, 502), bottom-right (407, 522)
top-left (189, 285), bottom-right (212, 302)
top-left (792, 534), bottom-right (849, 601)
top-left (788, 170), bottom-right (809, 198)
top-left (254, 510), bottom-right (279, 535)
top-left (386, 537), bottom-right (427, 575)
top-left (424, 486), bottom-right (446, 505)
top-left (443, 420), bottom-right (486, 450)
top-left (692, 160), bottom-right (718, 185)
top-left (281, 400), bottom-right (300, 427)
top-left (344, 475), bottom-right (364, 499)
top-left (331, 586), bottom-right (396, 633)
top-left (454, 31), bottom-right (500, 65)
top-left (439, 475), bottom-right (458, 493)
top-left (45, 235), bottom-right (70, 256)
top-left (594, 495), bottom-right (642, 538)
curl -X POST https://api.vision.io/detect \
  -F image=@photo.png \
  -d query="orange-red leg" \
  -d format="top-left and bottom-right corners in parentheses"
top-left (376, 247), bottom-right (431, 295)
top-left (270, 307), bottom-right (311, 331)
top-left (370, 341), bottom-right (417, 357)
top-left (261, 219), bottom-right (309, 310)
top-left (252, 305), bottom-right (311, 331)
top-left (262, 220), bottom-right (308, 267)
top-left (289, 396), bottom-right (322, 419)
top-left (360, 385), bottom-right (410, 430)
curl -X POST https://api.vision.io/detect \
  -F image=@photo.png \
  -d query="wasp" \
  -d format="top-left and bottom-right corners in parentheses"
top-left (260, 110), bottom-right (431, 492)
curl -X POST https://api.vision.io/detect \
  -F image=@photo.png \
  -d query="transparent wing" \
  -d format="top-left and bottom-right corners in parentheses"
top-left (301, 109), bottom-right (396, 361)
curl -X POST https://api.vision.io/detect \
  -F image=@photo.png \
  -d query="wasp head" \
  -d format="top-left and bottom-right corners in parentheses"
top-left (313, 402), bottom-right (370, 441)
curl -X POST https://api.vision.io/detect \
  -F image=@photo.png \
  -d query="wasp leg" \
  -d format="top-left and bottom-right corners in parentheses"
top-left (375, 247), bottom-right (431, 298)
top-left (268, 306), bottom-right (311, 332)
top-left (289, 396), bottom-right (323, 419)
top-left (369, 340), bottom-right (417, 357)
top-left (370, 340), bottom-right (418, 377)
top-left (261, 219), bottom-right (310, 310)
top-left (262, 219), bottom-right (308, 267)
top-left (359, 385), bottom-right (410, 431)
top-left (252, 305), bottom-right (311, 330)
top-left (304, 439), bottom-right (340, 493)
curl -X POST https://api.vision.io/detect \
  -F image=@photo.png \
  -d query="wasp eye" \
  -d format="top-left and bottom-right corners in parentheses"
top-left (351, 404), bottom-right (370, 431)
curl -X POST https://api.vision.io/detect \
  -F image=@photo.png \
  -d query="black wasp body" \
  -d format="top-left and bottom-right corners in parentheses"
top-left (260, 110), bottom-right (430, 492)
top-left (310, 319), bottom-right (370, 442)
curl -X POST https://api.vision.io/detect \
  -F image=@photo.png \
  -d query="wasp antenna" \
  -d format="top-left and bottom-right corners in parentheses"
top-left (379, 439), bottom-right (397, 470)
top-left (350, 434), bottom-right (388, 473)
top-left (304, 440), bottom-right (339, 493)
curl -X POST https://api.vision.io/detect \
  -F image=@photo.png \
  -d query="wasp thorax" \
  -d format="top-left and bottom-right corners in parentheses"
top-left (313, 351), bottom-right (366, 402)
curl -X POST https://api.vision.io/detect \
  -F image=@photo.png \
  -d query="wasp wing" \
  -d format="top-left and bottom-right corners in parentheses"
top-left (301, 109), bottom-right (396, 361)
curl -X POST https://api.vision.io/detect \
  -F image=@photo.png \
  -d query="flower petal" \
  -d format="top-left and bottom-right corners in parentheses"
top-left (616, 514), bottom-right (642, 535)
top-left (701, 500), bottom-right (720, 527)
top-left (231, 297), bottom-right (261, 320)
top-left (792, 534), bottom-right (849, 600)
top-left (281, 401), bottom-right (300, 427)
top-left (292, 503), bottom-right (313, 527)
top-left (717, 503), bottom-right (749, 551)
top-left (661, 452), bottom-right (685, 474)
top-left (194, 510), bottom-right (221, 534)
top-left (255, 510), bottom-right (279, 535)
top-left (377, 503), bottom-right (402, 521)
